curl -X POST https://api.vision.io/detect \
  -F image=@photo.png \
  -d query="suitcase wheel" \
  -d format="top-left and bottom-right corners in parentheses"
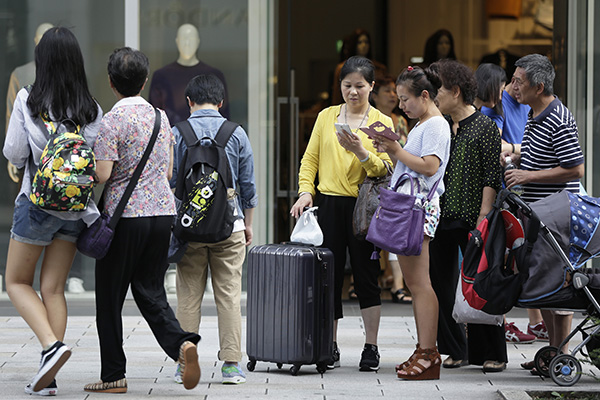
top-left (290, 364), bottom-right (301, 376)
top-left (316, 362), bottom-right (327, 374)
top-left (277, 363), bottom-right (283, 369)
top-left (247, 360), bottom-right (256, 372)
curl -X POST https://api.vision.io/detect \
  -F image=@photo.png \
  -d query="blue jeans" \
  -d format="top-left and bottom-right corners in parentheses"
top-left (10, 194), bottom-right (84, 246)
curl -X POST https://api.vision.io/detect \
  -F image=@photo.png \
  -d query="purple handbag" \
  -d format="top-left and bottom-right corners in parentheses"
top-left (366, 173), bottom-right (440, 256)
top-left (76, 213), bottom-right (114, 259)
top-left (76, 108), bottom-right (161, 259)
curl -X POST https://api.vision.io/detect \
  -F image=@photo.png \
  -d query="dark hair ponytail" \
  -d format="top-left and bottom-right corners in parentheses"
top-left (396, 65), bottom-right (441, 100)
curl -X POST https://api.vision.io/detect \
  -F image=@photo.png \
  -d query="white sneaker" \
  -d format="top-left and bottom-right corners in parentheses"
top-left (31, 342), bottom-right (71, 392)
top-left (25, 380), bottom-right (57, 396)
top-left (67, 277), bottom-right (85, 294)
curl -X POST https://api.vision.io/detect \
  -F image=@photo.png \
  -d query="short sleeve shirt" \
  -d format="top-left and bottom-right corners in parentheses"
top-left (94, 97), bottom-right (176, 217)
top-left (520, 97), bottom-right (584, 202)
top-left (390, 116), bottom-right (451, 198)
top-left (440, 111), bottom-right (502, 229)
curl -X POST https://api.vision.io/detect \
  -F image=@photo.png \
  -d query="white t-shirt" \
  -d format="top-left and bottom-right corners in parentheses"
top-left (389, 115), bottom-right (451, 198)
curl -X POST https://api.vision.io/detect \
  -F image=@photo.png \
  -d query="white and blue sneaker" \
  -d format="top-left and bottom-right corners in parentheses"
top-left (173, 363), bottom-right (183, 384)
top-left (221, 363), bottom-right (246, 384)
top-left (25, 379), bottom-right (57, 396)
top-left (31, 341), bottom-right (71, 392)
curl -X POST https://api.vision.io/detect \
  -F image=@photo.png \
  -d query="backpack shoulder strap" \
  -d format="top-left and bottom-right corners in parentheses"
top-left (175, 120), bottom-right (198, 147)
top-left (214, 120), bottom-right (238, 189)
top-left (214, 120), bottom-right (239, 147)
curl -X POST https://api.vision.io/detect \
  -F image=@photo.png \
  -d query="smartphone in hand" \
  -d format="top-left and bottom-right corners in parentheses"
top-left (360, 121), bottom-right (400, 141)
top-left (334, 123), bottom-right (358, 140)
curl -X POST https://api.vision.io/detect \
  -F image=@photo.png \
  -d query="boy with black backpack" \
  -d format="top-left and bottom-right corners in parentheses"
top-left (170, 74), bottom-right (257, 385)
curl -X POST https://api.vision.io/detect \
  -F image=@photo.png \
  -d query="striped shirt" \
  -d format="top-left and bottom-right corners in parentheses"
top-left (520, 97), bottom-right (584, 202)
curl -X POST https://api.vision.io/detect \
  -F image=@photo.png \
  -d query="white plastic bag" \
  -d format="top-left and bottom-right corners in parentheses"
top-left (452, 275), bottom-right (503, 326)
top-left (290, 206), bottom-right (323, 246)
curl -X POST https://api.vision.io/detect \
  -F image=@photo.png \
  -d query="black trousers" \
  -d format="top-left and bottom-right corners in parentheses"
top-left (95, 216), bottom-right (200, 382)
top-left (318, 194), bottom-right (381, 320)
top-left (429, 226), bottom-right (507, 364)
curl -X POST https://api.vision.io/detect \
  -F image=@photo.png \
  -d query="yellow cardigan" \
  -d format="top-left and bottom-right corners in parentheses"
top-left (298, 105), bottom-right (393, 198)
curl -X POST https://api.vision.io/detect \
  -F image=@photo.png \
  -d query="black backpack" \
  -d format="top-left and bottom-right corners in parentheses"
top-left (172, 120), bottom-right (238, 243)
top-left (461, 190), bottom-right (539, 315)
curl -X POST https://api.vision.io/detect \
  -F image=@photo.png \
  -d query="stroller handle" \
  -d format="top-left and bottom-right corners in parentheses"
top-left (502, 190), bottom-right (534, 218)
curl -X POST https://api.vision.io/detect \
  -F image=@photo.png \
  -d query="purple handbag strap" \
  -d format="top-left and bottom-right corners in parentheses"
top-left (392, 172), bottom-right (441, 201)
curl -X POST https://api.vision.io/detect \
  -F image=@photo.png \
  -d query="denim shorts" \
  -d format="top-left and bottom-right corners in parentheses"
top-left (10, 194), bottom-right (85, 246)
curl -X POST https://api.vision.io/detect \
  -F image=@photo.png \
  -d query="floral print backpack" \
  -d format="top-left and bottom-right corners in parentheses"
top-left (29, 117), bottom-right (96, 211)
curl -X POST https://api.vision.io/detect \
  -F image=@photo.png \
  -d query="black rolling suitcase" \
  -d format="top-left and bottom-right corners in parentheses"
top-left (246, 243), bottom-right (334, 375)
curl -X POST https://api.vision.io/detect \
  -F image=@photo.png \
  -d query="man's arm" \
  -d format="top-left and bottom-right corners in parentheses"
top-left (504, 163), bottom-right (584, 190)
top-left (243, 208), bottom-right (255, 246)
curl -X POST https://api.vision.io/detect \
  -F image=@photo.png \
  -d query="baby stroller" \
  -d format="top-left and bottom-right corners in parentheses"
top-left (473, 189), bottom-right (600, 386)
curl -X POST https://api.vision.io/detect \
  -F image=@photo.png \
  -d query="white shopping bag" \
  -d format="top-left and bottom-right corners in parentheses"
top-left (290, 206), bottom-right (323, 246)
top-left (452, 273), bottom-right (503, 326)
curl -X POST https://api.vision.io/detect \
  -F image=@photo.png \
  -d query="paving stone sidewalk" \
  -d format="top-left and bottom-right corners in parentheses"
top-left (1, 311), bottom-right (599, 399)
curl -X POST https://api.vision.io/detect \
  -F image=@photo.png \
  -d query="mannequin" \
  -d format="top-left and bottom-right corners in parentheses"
top-left (149, 24), bottom-right (230, 125)
top-left (5, 22), bottom-right (53, 183)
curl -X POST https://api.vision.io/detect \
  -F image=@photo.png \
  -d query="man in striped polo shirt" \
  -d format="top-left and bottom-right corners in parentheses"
top-left (501, 53), bottom-right (584, 374)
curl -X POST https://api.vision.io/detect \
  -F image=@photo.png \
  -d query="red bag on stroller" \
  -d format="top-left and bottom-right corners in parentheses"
top-left (461, 190), bottom-right (539, 315)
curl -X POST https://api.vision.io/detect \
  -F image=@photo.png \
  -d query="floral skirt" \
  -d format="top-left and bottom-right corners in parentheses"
top-left (424, 196), bottom-right (441, 238)
top-left (395, 176), bottom-right (441, 239)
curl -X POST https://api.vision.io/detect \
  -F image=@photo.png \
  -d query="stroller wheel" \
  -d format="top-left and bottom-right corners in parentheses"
top-left (534, 345), bottom-right (559, 378)
top-left (549, 354), bottom-right (582, 386)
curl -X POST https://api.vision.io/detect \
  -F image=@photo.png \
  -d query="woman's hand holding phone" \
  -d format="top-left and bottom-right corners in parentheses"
top-left (334, 122), bottom-right (368, 160)
top-left (334, 123), bottom-right (358, 140)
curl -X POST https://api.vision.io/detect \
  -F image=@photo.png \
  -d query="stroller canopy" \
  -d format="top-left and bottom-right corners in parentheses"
top-left (518, 190), bottom-right (600, 305)
top-left (568, 192), bottom-right (600, 268)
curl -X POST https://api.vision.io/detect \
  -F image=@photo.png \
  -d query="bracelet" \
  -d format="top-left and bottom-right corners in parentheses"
top-left (298, 192), bottom-right (312, 198)
top-left (511, 143), bottom-right (515, 153)
top-left (359, 153), bottom-right (370, 163)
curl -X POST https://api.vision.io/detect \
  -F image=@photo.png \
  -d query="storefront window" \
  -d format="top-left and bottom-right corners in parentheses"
top-left (139, 0), bottom-right (248, 127)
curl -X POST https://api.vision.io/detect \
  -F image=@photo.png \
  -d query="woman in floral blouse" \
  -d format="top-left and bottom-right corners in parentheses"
top-left (84, 47), bottom-right (200, 394)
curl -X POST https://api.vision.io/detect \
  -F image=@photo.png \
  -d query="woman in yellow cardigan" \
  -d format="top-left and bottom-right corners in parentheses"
top-left (290, 56), bottom-right (392, 372)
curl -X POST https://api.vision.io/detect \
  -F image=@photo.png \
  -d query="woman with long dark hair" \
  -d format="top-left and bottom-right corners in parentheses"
top-left (422, 29), bottom-right (457, 67)
top-left (474, 63), bottom-right (507, 125)
top-left (3, 26), bottom-right (102, 395)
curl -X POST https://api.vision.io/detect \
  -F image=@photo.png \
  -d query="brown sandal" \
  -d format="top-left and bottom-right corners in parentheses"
top-left (179, 341), bottom-right (200, 390)
top-left (397, 347), bottom-right (441, 380)
top-left (395, 343), bottom-right (420, 372)
top-left (84, 378), bottom-right (128, 393)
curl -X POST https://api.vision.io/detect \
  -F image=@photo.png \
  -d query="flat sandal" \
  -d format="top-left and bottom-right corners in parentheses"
top-left (84, 378), bottom-right (127, 393)
top-left (442, 356), bottom-right (467, 368)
